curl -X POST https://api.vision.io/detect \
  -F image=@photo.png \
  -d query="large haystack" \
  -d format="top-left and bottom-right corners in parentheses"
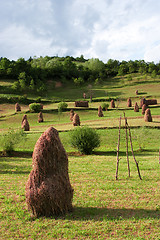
top-left (110, 99), bottom-right (115, 108)
top-left (127, 98), bottom-right (132, 107)
top-left (73, 113), bottom-right (80, 126)
top-left (98, 106), bottom-right (103, 117)
top-left (142, 104), bottom-right (147, 115)
top-left (144, 108), bottom-right (152, 122)
top-left (38, 112), bottom-right (43, 123)
top-left (15, 103), bottom-right (21, 112)
top-left (25, 127), bottom-right (73, 217)
top-left (70, 109), bottom-right (74, 121)
top-left (21, 119), bottom-right (30, 131)
top-left (134, 102), bottom-right (139, 112)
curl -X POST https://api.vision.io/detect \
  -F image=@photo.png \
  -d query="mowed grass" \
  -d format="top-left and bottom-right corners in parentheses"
top-left (0, 127), bottom-right (160, 239)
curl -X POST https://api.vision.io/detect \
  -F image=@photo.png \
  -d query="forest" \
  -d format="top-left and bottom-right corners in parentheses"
top-left (0, 55), bottom-right (159, 96)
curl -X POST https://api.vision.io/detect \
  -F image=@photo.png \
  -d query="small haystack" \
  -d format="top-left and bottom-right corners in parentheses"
top-left (38, 112), bottom-right (43, 123)
top-left (21, 119), bottom-right (30, 131)
top-left (83, 92), bottom-right (86, 99)
top-left (140, 98), bottom-right (146, 108)
top-left (111, 99), bottom-right (115, 108)
top-left (127, 98), bottom-right (132, 107)
top-left (70, 109), bottom-right (74, 121)
top-left (135, 90), bottom-right (138, 95)
top-left (144, 108), bottom-right (152, 122)
top-left (25, 127), bottom-right (73, 217)
top-left (98, 106), bottom-right (103, 117)
top-left (142, 104), bottom-right (147, 115)
top-left (134, 102), bottom-right (139, 112)
top-left (73, 113), bottom-right (80, 126)
top-left (15, 103), bottom-right (21, 112)
top-left (21, 114), bottom-right (27, 124)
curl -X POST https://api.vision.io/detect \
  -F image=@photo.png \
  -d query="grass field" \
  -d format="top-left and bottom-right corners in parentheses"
top-left (0, 75), bottom-right (160, 239)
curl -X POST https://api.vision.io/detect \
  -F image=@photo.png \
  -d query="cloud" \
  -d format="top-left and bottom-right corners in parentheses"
top-left (1, 0), bottom-right (160, 62)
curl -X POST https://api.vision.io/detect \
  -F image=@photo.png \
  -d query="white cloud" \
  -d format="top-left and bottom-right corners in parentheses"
top-left (1, 0), bottom-right (160, 62)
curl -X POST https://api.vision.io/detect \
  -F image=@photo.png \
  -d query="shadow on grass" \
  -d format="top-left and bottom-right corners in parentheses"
top-left (93, 149), bottom-right (158, 157)
top-left (64, 206), bottom-right (160, 221)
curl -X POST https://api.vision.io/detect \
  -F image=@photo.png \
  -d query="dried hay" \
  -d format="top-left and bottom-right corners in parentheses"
top-left (25, 127), bottom-right (73, 217)
top-left (144, 108), bottom-right (152, 122)
top-left (75, 101), bottom-right (89, 107)
top-left (127, 98), bottom-right (132, 107)
top-left (15, 103), bottom-right (21, 112)
top-left (135, 90), bottom-right (138, 95)
top-left (38, 112), bottom-right (43, 123)
top-left (21, 119), bottom-right (30, 131)
top-left (73, 113), bottom-right (80, 126)
top-left (83, 92), bottom-right (86, 99)
top-left (142, 104), bottom-right (147, 115)
top-left (98, 106), bottom-right (104, 117)
top-left (70, 109), bottom-right (74, 121)
top-left (21, 114), bottom-right (27, 123)
top-left (140, 98), bottom-right (146, 108)
top-left (110, 99), bottom-right (115, 108)
top-left (134, 102), bottom-right (139, 112)
top-left (145, 99), bottom-right (157, 105)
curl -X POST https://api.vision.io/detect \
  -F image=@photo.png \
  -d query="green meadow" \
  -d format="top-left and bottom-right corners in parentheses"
top-left (0, 74), bottom-right (160, 239)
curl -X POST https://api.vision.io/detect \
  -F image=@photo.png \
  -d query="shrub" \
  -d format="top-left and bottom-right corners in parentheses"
top-left (0, 128), bottom-right (26, 154)
top-left (70, 126), bottom-right (100, 154)
top-left (58, 102), bottom-right (68, 112)
top-left (29, 103), bottom-right (42, 113)
top-left (101, 103), bottom-right (109, 111)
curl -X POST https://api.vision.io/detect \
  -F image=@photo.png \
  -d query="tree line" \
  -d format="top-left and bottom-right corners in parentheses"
top-left (0, 55), bottom-right (159, 95)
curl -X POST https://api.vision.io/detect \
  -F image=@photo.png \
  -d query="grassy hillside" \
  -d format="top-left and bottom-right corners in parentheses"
top-left (0, 75), bottom-right (160, 239)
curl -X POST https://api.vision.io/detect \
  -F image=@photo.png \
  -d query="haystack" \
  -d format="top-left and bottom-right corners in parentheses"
top-left (142, 104), bottom-right (147, 115)
top-left (111, 99), bottom-right (115, 108)
top-left (38, 112), bottom-right (43, 123)
top-left (25, 127), bottom-right (73, 217)
top-left (21, 119), bottom-right (30, 131)
top-left (21, 114), bottom-right (27, 124)
top-left (70, 109), bottom-right (74, 121)
top-left (15, 103), bottom-right (21, 112)
top-left (135, 90), bottom-right (138, 95)
top-left (134, 102), bottom-right (139, 112)
top-left (73, 113), bottom-right (80, 126)
top-left (144, 108), bottom-right (152, 122)
top-left (140, 98), bottom-right (146, 108)
top-left (98, 106), bottom-right (103, 117)
top-left (127, 98), bottom-right (132, 107)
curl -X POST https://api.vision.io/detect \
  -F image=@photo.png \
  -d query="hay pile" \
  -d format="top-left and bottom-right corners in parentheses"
top-left (73, 113), bottom-right (80, 126)
top-left (15, 103), bottom-right (21, 112)
top-left (98, 106), bottom-right (103, 117)
top-left (135, 90), bottom-right (138, 95)
top-left (75, 101), bottom-right (89, 107)
top-left (134, 102), bottom-right (139, 112)
top-left (127, 98), bottom-right (132, 107)
top-left (70, 109), bottom-right (74, 121)
top-left (110, 99), bottom-right (115, 108)
top-left (142, 104), bottom-right (147, 115)
top-left (83, 92), bottom-right (86, 99)
top-left (22, 119), bottom-right (30, 131)
top-left (25, 127), bottom-right (73, 217)
top-left (144, 108), bottom-right (152, 122)
top-left (21, 115), bottom-right (30, 131)
top-left (140, 98), bottom-right (146, 108)
top-left (38, 112), bottom-right (43, 123)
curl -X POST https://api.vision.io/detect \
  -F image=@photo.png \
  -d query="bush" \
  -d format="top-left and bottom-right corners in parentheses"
top-left (101, 103), bottom-right (109, 110)
top-left (70, 126), bottom-right (100, 154)
top-left (0, 128), bottom-right (26, 154)
top-left (58, 102), bottom-right (68, 112)
top-left (29, 103), bottom-right (42, 113)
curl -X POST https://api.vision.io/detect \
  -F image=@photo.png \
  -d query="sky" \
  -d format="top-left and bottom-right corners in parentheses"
top-left (1, 0), bottom-right (160, 63)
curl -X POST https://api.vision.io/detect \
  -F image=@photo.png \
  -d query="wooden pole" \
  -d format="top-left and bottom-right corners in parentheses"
top-left (116, 116), bottom-right (121, 180)
top-left (124, 113), bottom-right (130, 178)
top-left (126, 120), bottom-right (142, 180)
